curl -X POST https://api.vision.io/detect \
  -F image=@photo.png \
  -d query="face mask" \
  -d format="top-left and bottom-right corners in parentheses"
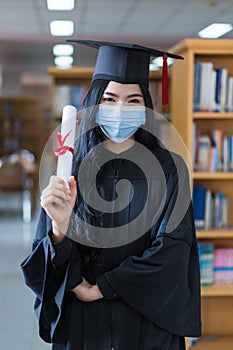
top-left (95, 105), bottom-right (146, 143)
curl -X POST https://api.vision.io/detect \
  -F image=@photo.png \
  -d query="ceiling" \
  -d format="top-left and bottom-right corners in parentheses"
top-left (1, 0), bottom-right (233, 84)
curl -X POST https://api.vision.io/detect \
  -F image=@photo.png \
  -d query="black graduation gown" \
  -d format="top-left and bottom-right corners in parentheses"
top-left (21, 144), bottom-right (201, 350)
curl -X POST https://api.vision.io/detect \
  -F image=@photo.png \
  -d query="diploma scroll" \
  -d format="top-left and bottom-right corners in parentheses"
top-left (56, 105), bottom-right (77, 188)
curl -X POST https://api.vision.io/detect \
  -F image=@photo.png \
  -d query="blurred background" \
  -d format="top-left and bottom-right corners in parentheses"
top-left (1, 1), bottom-right (233, 349)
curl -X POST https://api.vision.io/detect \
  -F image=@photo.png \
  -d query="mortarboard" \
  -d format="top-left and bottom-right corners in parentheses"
top-left (66, 39), bottom-right (183, 105)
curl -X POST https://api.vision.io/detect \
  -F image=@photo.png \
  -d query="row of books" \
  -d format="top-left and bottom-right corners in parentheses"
top-left (192, 124), bottom-right (233, 172)
top-left (194, 61), bottom-right (233, 112)
top-left (3, 101), bottom-right (15, 117)
top-left (54, 85), bottom-right (88, 116)
top-left (193, 186), bottom-right (229, 229)
top-left (3, 118), bottom-right (22, 152)
top-left (198, 243), bottom-right (233, 286)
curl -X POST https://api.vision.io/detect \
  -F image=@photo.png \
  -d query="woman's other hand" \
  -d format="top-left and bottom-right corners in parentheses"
top-left (71, 278), bottom-right (103, 302)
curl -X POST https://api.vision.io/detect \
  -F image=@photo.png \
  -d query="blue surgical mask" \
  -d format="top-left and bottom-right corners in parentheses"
top-left (95, 105), bottom-right (146, 143)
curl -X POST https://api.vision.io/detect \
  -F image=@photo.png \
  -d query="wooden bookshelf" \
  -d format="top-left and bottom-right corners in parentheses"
top-left (170, 38), bottom-right (233, 349)
top-left (193, 172), bottom-right (233, 180)
top-left (0, 96), bottom-right (45, 213)
top-left (193, 112), bottom-right (233, 119)
top-left (191, 336), bottom-right (233, 350)
top-left (201, 285), bottom-right (233, 297)
top-left (48, 66), bottom-right (167, 133)
top-left (197, 229), bottom-right (233, 240)
top-left (48, 67), bottom-right (93, 132)
top-left (0, 96), bottom-right (44, 161)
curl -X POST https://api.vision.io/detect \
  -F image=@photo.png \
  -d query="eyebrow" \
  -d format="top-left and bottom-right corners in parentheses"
top-left (103, 92), bottom-right (143, 98)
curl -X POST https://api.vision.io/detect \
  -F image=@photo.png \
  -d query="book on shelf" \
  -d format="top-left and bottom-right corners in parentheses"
top-left (226, 76), bottom-right (233, 112)
top-left (3, 117), bottom-right (22, 152)
top-left (215, 67), bottom-right (228, 112)
top-left (210, 129), bottom-right (223, 171)
top-left (193, 62), bottom-right (233, 112)
top-left (191, 122), bottom-right (197, 166)
top-left (187, 337), bottom-right (199, 347)
top-left (198, 245), bottom-right (233, 287)
top-left (208, 146), bottom-right (219, 172)
top-left (70, 85), bottom-right (88, 111)
top-left (193, 186), bottom-right (206, 229)
top-left (204, 189), bottom-right (213, 229)
top-left (54, 85), bottom-right (71, 116)
top-left (54, 85), bottom-right (88, 117)
top-left (229, 135), bottom-right (233, 171)
top-left (194, 134), bottom-right (212, 171)
top-left (188, 336), bottom-right (219, 347)
top-left (210, 69), bottom-right (217, 112)
top-left (199, 62), bottom-right (214, 111)
top-left (214, 248), bottom-right (233, 285)
top-left (221, 134), bottom-right (233, 171)
top-left (193, 125), bottom-right (233, 172)
top-left (198, 242), bottom-right (214, 286)
top-left (3, 101), bottom-right (14, 117)
top-left (193, 62), bottom-right (201, 112)
top-left (193, 185), bottom-right (230, 229)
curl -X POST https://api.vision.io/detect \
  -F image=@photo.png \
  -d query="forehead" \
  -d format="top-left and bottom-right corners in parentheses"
top-left (104, 81), bottom-right (142, 95)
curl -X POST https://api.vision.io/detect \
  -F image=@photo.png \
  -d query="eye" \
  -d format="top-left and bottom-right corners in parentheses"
top-left (129, 98), bottom-right (140, 104)
top-left (128, 98), bottom-right (144, 104)
top-left (101, 96), bottom-right (116, 104)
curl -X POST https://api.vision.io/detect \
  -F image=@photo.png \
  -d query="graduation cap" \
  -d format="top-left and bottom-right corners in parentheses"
top-left (66, 39), bottom-right (183, 105)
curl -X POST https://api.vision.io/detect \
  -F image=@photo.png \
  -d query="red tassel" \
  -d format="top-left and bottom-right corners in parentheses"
top-left (162, 53), bottom-right (168, 106)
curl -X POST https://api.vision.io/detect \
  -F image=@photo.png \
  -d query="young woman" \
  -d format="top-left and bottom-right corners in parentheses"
top-left (21, 41), bottom-right (201, 350)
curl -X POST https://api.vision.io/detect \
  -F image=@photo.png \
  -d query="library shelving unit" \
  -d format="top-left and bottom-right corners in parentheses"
top-left (48, 66), bottom-right (167, 133)
top-left (0, 96), bottom-right (45, 212)
top-left (0, 96), bottom-right (44, 161)
top-left (170, 38), bottom-right (233, 349)
top-left (48, 67), bottom-right (93, 132)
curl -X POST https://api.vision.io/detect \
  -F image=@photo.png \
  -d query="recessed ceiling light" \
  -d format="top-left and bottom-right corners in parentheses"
top-left (53, 44), bottom-right (74, 56)
top-left (54, 56), bottom-right (74, 68)
top-left (47, 0), bottom-right (75, 10)
top-left (50, 20), bottom-right (74, 36)
top-left (198, 23), bottom-right (233, 38)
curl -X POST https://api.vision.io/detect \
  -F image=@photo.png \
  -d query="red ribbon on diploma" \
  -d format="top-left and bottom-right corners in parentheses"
top-left (54, 130), bottom-right (74, 156)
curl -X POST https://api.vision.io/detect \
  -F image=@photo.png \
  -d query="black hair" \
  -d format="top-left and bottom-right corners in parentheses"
top-left (72, 79), bottom-right (162, 227)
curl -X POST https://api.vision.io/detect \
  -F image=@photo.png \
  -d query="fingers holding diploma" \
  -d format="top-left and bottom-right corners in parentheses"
top-left (40, 175), bottom-right (77, 238)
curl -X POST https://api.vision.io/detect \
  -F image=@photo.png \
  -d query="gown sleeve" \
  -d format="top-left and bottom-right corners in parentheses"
top-left (20, 208), bottom-right (83, 343)
top-left (97, 154), bottom-right (202, 338)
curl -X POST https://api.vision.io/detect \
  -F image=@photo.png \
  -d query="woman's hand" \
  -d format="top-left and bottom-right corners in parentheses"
top-left (40, 175), bottom-right (77, 242)
top-left (71, 278), bottom-right (103, 302)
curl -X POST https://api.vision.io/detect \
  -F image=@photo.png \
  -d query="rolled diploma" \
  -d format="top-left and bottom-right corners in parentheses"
top-left (57, 105), bottom-right (77, 188)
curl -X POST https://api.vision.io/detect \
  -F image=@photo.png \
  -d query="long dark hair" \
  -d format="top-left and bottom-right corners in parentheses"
top-left (72, 79), bottom-right (162, 225)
